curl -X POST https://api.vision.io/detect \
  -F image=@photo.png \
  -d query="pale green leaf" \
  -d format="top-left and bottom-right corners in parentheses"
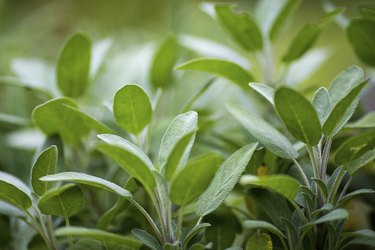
top-left (113, 84), bottom-right (152, 135)
top-left (97, 134), bottom-right (155, 193)
top-left (38, 184), bottom-right (83, 217)
top-left (346, 112), bottom-right (375, 128)
top-left (249, 83), bottom-right (274, 105)
top-left (176, 58), bottom-right (254, 90)
top-left (227, 104), bottom-right (298, 159)
top-left (170, 153), bottom-right (222, 206)
top-left (159, 111), bottom-right (197, 171)
top-left (0, 172), bottom-right (32, 210)
top-left (40, 171), bottom-right (132, 198)
top-left (244, 220), bottom-right (285, 239)
top-left (346, 148), bottom-right (375, 175)
top-left (275, 87), bottom-right (321, 146)
top-left (312, 87), bottom-right (331, 123)
top-left (196, 143), bottom-right (258, 216)
top-left (149, 37), bottom-right (178, 88)
top-left (56, 226), bottom-right (142, 248)
top-left (341, 229), bottom-right (375, 248)
top-left (240, 175), bottom-right (300, 202)
top-left (215, 5), bottom-right (263, 51)
top-left (57, 32), bottom-right (92, 98)
top-left (131, 229), bottom-right (160, 250)
top-left (31, 145), bottom-right (58, 196)
top-left (246, 232), bottom-right (272, 250)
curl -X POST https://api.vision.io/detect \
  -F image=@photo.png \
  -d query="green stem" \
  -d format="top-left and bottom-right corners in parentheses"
top-left (175, 206), bottom-right (185, 242)
top-left (328, 167), bottom-right (346, 204)
top-left (293, 159), bottom-right (311, 189)
top-left (24, 209), bottom-right (53, 249)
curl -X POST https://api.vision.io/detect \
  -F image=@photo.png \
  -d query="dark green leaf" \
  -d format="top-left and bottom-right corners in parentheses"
top-left (249, 83), bottom-right (274, 105)
top-left (227, 104), bottom-right (298, 159)
top-left (0, 172), bottom-right (32, 210)
top-left (131, 229), bottom-right (160, 250)
top-left (244, 220), bottom-right (285, 239)
top-left (339, 189), bottom-right (374, 205)
top-left (113, 84), bottom-right (152, 135)
top-left (312, 87), bottom-right (331, 124)
top-left (183, 223), bottom-right (211, 249)
top-left (246, 232), bottom-right (272, 250)
top-left (301, 209), bottom-right (348, 230)
top-left (196, 143), bottom-right (257, 216)
top-left (176, 58), bottom-right (254, 90)
top-left (275, 87), bottom-right (321, 145)
top-left (215, 5), bottom-right (263, 51)
top-left (57, 32), bottom-right (92, 98)
top-left (31, 146), bottom-right (58, 196)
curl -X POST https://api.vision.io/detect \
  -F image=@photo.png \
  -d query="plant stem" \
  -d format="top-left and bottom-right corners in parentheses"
top-left (24, 209), bottom-right (53, 249)
top-left (293, 159), bottom-right (311, 189)
top-left (175, 206), bottom-right (184, 242)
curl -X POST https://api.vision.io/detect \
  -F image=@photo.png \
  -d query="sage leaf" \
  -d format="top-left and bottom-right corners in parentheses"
top-left (347, 112), bottom-right (375, 128)
top-left (56, 226), bottom-right (142, 248)
top-left (176, 58), bottom-right (254, 90)
top-left (240, 174), bottom-right (300, 202)
top-left (113, 84), bottom-right (152, 135)
top-left (183, 223), bottom-right (211, 249)
top-left (0, 172), bottom-right (32, 210)
top-left (249, 83), bottom-right (275, 105)
top-left (339, 189), bottom-right (374, 205)
top-left (57, 32), bottom-right (92, 98)
top-left (31, 145), bottom-right (57, 196)
top-left (38, 184), bottom-right (83, 216)
top-left (341, 229), bottom-right (375, 249)
top-left (275, 87), bottom-right (321, 146)
top-left (345, 148), bottom-right (375, 175)
top-left (132, 229), bottom-right (161, 250)
top-left (97, 134), bottom-right (156, 193)
top-left (149, 37), bottom-right (178, 88)
top-left (323, 80), bottom-right (367, 136)
top-left (215, 5), bottom-right (263, 51)
top-left (244, 220), bottom-right (285, 239)
top-left (347, 18), bottom-right (375, 66)
top-left (159, 111), bottom-right (197, 171)
top-left (196, 143), bottom-right (257, 216)
top-left (170, 153), bottom-right (222, 206)
top-left (227, 104), bottom-right (298, 159)
top-left (40, 171), bottom-right (132, 198)
top-left (312, 87), bottom-right (331, 123)
top-left (301, 209), bottom-right (348, 230)
top-left (246, 232), bottom-right (272, 250)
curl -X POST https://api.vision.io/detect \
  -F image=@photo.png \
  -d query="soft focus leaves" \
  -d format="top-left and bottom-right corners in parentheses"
top-left (249, 83), bottom-right (275, 105)
top-left (0, 172), bottom-right (32, 210)
top-left (312, 87), bottom-right (331, 124)
top-left (246, 232), bottom-right (272, 250)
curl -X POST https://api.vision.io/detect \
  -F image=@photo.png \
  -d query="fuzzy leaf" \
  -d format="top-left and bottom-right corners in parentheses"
top-left (57, 32), bottom-right (92, 98)
top-left (302, 209), bottom-right (348, 230)
top-left (339, 189), bottom-right (375, 205)
top-left (227, 104), bottom-right (298, 159)
top-left (97, 134), bottom-right (155, 193)
top-left (215, 5), bottom-right (263, 51)
top-left (38, 184), bottom-right (83, 217)
top-left (31, 146), bottom-right (58, 196)
top-left (312, 87), bottom-right (331, 123)
top-left (249, 83), bottom-right (275, 105)
top-left (176, 58), bottom-right (254, 90)
top-left (113, 84), bottom-right (152, 135)
top-left (170, 153), bottom-right (222, 206)
top-left (244, 220), bottom-right (285, 239)
top-left (246, 232), bottom-right (272, 250)
top-left (132, 229), bottom-right (160, 250)
top-left (40, 171), bottom-right (132, 198)
top-left (346, 148), bottom-right (375, 175)
top-left (275, 87), bottom-right (321, 146)
top-left (0, 172), bottom-right (32, 210)
top-left (347, 112), bottom-right (375, 128)
top-left (183, 223), bottom-right (211, 249)
top-left (196, 143), bottom-right (257, 216)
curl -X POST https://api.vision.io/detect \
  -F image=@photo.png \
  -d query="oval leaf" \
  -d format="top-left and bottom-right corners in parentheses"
top-left (249, 83), bottom-right (275, 105)
top-left (346, 148), bottom-right (375, 176)
top-left (0, 172), bottom-right (32, 210)
top-left (246, 232), bottom-right (272, 250)
top-left (38, 184), bottom-right (83, 217)
top-left (244, 220), bottom-right (285, 239)
top-left (97, 134), bottom-right (155, 193)
top-left (176, 58), bottom-right (254, 90)
top-left (40, 171), bottom-right (132, 198)
top-left (113, 84), bottom-right (152, 135)
top-left (196, 143), bottom-right (258, 216)
top-left (31, 145), bottom-right (58, 196)
top-left (57, 32), bottom-right (92, 98)
top-left (275, 87), bottom-right (321, 146)
top-left (312, 87), bottom-right (331, 123)
top-left (227, 104), bottom-right (298, 159)
top-left (132, 229), bottom-right (161, 250)
top-left (170, 153), bottom-right (222, 206)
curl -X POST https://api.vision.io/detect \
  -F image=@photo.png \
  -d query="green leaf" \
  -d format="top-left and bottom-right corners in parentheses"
top-left (323, 80), bottom-right (367, 136)
top-left (334, 130), bottom-right (375, 165)
top-left (312, 178), bottom-right (328, 201)
top-left (40, 171), bottom-right (132, 198)
top-left (283, 23), bottom-right (321, 62)
top-left (246, 232), bottom-right (272, 250)
top-left (38, 184), bottom-right (83, 217)
top-left (159, 111), bottom-right (197, 171)
top-left (113, 84), bottom-right (152, 135)
top-left (240, 175), bottom-right (300, 202)
top-left (183, 223), bottom-right (211, 249)
top-left (345, 148), bottom-right (375, 175)
top-left (227, 104), bottom-right (298, 159)
top-left (341, 229), bottom-right (375, 248)
top-left (269, 0), bottom-right (302, 41)
top-left (195, 143), bottom-right (257, 216)
top-left (32, 97), bottom-right (112, 145)
top-left (244, 220), bottom-right (285, 239)
top-left (170, 153), bottom-right (222, 206)
top-left (0, 172), bottom-right (32, 210)
top-left (56, 226), bottom-right (141, 248)
top-left (249, 83), bottom-right (275, 105)
top-left (57, 32), bottom-right (92, 98)
top-left (301, 209), bottom-right (348, 230)
top-left (347, 112), bottom-right (375, 128)
top-left (312, 87), bottom-right (331, 124)
top-left (182, 78), bottom-right (215, 113)
top-left (176, 58), bottom-right (254, 90)
top-left (347, 18), bottom-right (375, 66)
top-left (131, 229), bottom-right (160, 250)
top-left (214, 5), bottom-right (263, 51)
top-left (97, 134), bottom-right (156, 193)
top-left (149, 37), bottom-right (178, 88)
top-left (31, 146), bottom-right (58, 196)
top-left (275, 87), bottom-right (321, 146)
top-left (339, 189), bottom-right (374, 205)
